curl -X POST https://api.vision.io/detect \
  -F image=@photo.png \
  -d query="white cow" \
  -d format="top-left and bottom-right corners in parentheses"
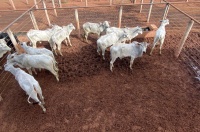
top-left (106, 26), bottom-right (143, 43)
top-left (97, 32), bottom-right (129, 60)
top-left (7, 53), bottom-right (59, 81)
top-left (150, 19), bottom-right (169, 55)
top-left (20, 42), bottom-right (56, 63)
top-left (110, 42), bottom-right (149, 72)
top-left (106, 27), bottom-right (126, 34)
top-left (83, 21), bottom-right (110, 42)
top-left (4, 63), bottom-right (46, 113)
top-left (50, 23), bottom-right (75, 56)
top-left (27, 24), bottom-right (62, 48)
top-left (125, 26), bottom-right (143, 43)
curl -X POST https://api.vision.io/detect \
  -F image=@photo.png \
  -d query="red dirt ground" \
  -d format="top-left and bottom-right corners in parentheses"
top-left (0, 1), bottom-right (200, 132)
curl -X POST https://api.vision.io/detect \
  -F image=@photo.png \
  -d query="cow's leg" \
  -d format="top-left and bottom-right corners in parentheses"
top-left (31, 94), bottom-right (46, 112)
top-left (97, 33), bottom-right (101, 38)
top-left (102, 48), bottom-right (106, 60)
top-left (67, 37), bottom-right (72, 47)
top-left (58, 44), bottom-right (63, 56)
top-left (32, 68), bottom-right (37, 75)
top-left (38, 94), bottom-right (45, 105)
top-left (55, 72), bottom-right (59, 82)
top-left (130, 57), bottom-right (135, 70)
top-left (32, 41), bottom-right (37, 48)
top-left (85, 32), bottom-right (89, 42)
top-left (97, 45), bottom-right (101, 55)
top-left (27, 68), bottom-right (33, 75)
top-left (64, 39), bottom-right (68, 46)
top-left (159, 37), bottom-right (165, 55)
top-left (150, 37), bottom-right (159, 55)
top-left (51, 70), bottom-right (59, 82)
top-left (53, 44), bottom-right (58, 55)
top-left (34, 85), bottom-right (45, 105)
top-left (53, 49), bottom-right (58, 56)
top-left (110, 56), bottom-right (117, 72)
top-left (38, 102), bottom-right (46, 113)
top-left (46, 66), bottom-right (59, 82)
top-left (28, 88), bottom-right (46, 113)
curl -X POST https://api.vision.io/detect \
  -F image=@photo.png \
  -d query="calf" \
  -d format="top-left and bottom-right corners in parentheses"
top-left (20, 42), bottom-right (56, 63)
top-left (150, 19), bottom-right (169, 55)
top-left (4, 63), bottom-right (46, 113)
top-left (110, 42), bottom-right (148, 72)
top-left (7, 53), bottom-right (59, 81)
top-left (125, 26), bottom-right (143, 43)
top-left (50, 23), bottom-right (75, 56)
top-left (97, 32), bottom-right (129, 60)
top-left (83, 21), bottom-right (110, 42)
top-left (106, 26), bottom-right (143, 43)
top-left (27, 24), bottom-right (62, 48)
top-left (106, 27), bottom-right (126, 35)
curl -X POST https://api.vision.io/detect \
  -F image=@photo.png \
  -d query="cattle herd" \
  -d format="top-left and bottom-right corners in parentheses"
top-left (0, 19), bottom-right (169, 112)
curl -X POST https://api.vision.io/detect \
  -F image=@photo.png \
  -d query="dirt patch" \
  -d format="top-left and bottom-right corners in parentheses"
top-left (0, 32), bottom-right (200, 131)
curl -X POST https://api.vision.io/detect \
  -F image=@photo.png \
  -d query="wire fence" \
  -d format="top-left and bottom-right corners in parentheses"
top-left (0, 0), bottom-right (200, 97)
top-left (2, 0), bottom-right (200, 11)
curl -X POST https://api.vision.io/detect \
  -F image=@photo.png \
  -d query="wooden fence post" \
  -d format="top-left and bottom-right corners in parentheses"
top-left (42, 0), bottom-right (51, 26)
top-left (34, 0), bottom-right (38, 9)
top-left (147, 0), bottom-right (154, 23)
top-left (58, 0), bottom-right (62, 8)
top-left (110, 0), bottom-right (112, 5)
top-left (26, 0), bottom-right (29, 4)
top-left (29, 11), bottom-right (39, 30)
top-left (85, 0), bottom-right (88, 7)
top-left (75, 9), bottom-right (80, 38)
top-left (175, 20), bottom-right (194, 57)
top-left (6, 28), bottom-right (20, 53)
top-left (118, 6), bottom-right (123, 28)
top-left (52, 0), bottom-right (58, 17)
top-left (9, 0), bottom-right (16, 10)
top-left (162, 3), bottom-right (170, 20)
top-left (140, 0), bottom-right (143, 13)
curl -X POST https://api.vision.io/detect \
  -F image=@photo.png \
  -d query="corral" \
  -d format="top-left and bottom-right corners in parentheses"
top-left (0, 0), bottom-right (200, 131)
